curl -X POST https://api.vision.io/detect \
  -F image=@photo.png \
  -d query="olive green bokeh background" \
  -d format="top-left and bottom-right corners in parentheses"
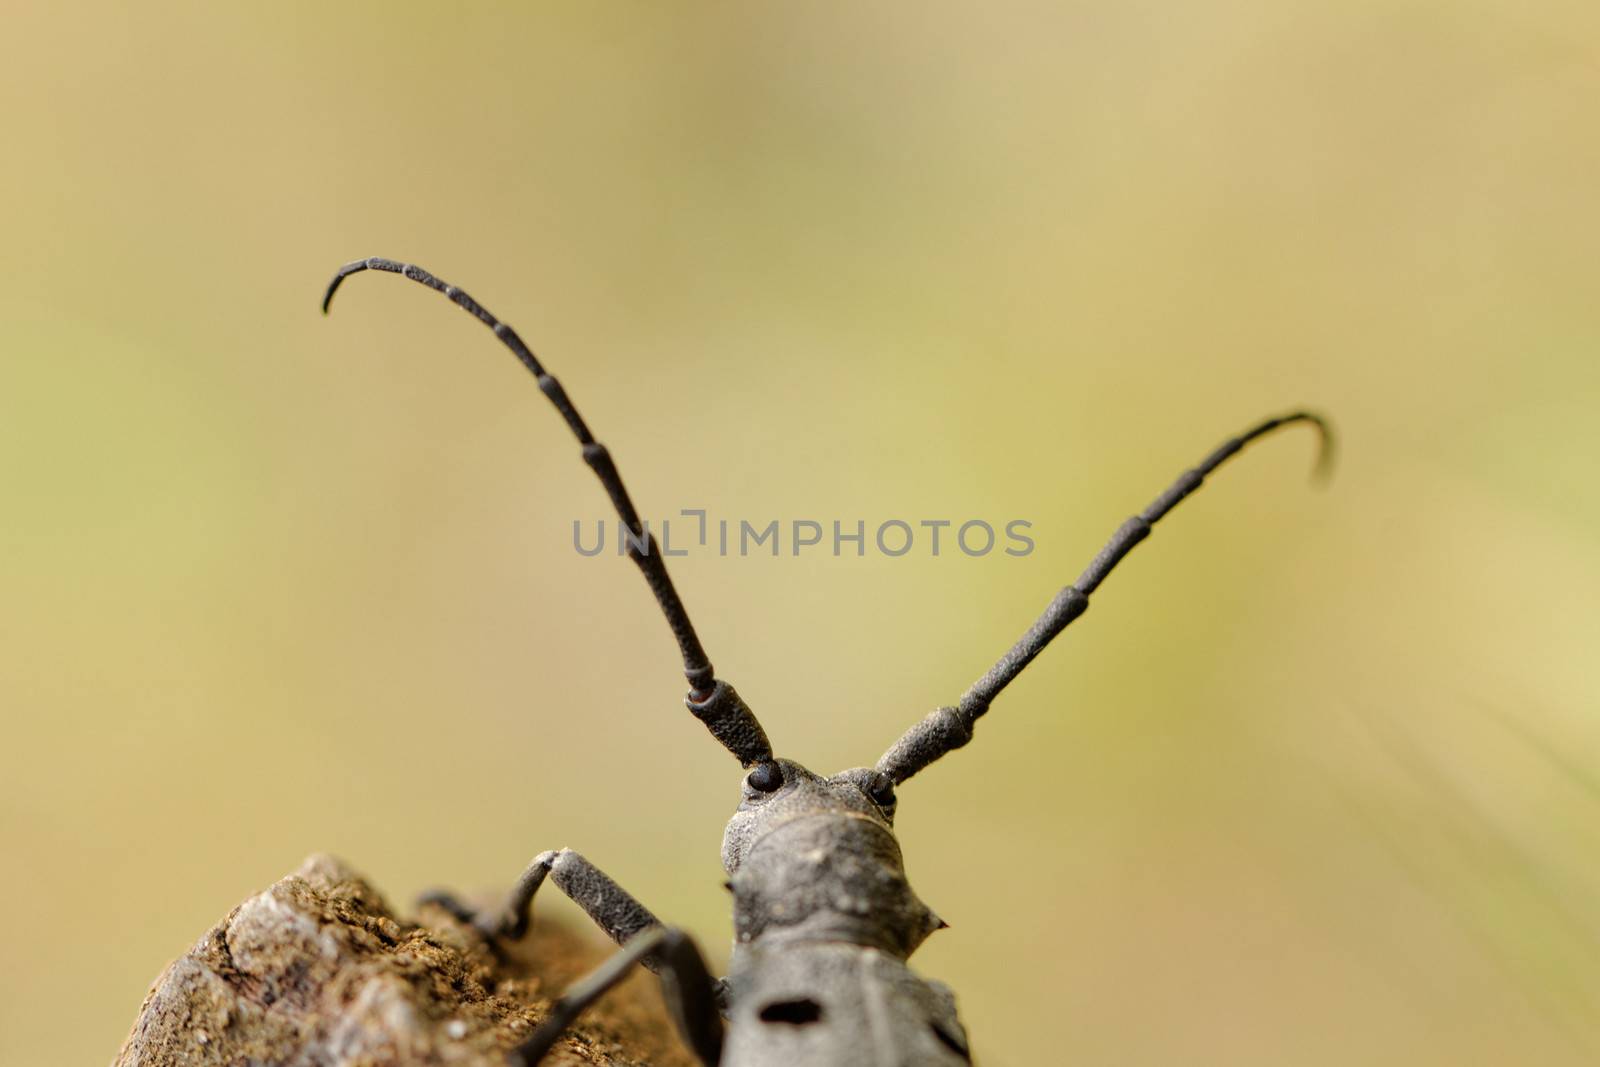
top-left (3, 4), bottom-right (1598, 1065)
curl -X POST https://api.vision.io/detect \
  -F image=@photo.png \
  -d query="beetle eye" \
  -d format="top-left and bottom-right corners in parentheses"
top-left (868, 775), bottom-right (896, 808)
top-left (746, 762), bottom-right (783, 793)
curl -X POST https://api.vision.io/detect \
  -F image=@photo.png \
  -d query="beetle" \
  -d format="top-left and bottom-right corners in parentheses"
top-left (321, 256), bottom-right (1333, 1066)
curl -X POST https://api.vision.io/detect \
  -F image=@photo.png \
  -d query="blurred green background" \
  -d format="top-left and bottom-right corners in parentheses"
top-left (3, 3), bottom-right (1598, 1064)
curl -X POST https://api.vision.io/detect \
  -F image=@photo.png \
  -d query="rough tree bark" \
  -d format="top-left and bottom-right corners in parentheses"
top-left (114, 854), bottom-right (695, 1067)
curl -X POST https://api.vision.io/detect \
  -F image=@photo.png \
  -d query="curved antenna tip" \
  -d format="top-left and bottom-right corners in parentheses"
top-left (1230, 409), bottom-right (1336, 488)
top-left (1296, 411), bottom-right (1337, 487)
top-left (320, 259), bottom-right (372, 315)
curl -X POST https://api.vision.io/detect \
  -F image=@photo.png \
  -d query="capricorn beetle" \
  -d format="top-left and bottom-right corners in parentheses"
top-left (322, 257), bottom-right (1333, 1066)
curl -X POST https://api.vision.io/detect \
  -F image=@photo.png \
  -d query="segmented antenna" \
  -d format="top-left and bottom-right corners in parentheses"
top-left (323, 258), bottom-right (772, 767)
top-left (877, 411), bottom-right (1333, 785)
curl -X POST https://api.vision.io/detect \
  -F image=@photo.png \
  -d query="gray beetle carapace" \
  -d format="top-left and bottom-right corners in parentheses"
top-left (323, 258), bottom-right (1332, 1066)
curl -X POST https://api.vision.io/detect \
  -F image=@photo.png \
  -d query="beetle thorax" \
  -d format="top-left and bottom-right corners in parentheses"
top-left (721, 759), bottom-right (944, 960)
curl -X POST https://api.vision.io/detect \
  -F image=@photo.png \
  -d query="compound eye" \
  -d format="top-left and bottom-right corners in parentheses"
top-left (867, 774), bottom-right (896, 808)
top-left (746, 761), bottom-right (783, 793)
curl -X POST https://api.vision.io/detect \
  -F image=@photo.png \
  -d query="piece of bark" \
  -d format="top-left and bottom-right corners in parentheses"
top-left (114, 854), bottom-right (697, 1067)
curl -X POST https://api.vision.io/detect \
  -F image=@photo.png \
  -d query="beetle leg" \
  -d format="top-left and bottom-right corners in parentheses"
top-left (510, 926), bottom-right (724, 1067)
top-left (421, 849), bottom-right (657, 949)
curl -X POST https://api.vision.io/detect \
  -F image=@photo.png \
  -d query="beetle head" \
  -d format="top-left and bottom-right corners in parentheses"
top-left (720, 758), bottom-right (897, 873)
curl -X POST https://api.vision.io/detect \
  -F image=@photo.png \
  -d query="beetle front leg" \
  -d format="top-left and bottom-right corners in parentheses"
top-left (511, 925), bottom-right (724, 1067)
top-left (421, 849), bottom-right (660, 953)
top-left (423, 852), bottom-right (726, 1063)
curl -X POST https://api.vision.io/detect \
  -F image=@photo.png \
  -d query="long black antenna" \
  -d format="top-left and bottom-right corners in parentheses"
top-left (877, 411), bottom-right (1333, 785)
top-left (323, 258), bottom-right (772, 767)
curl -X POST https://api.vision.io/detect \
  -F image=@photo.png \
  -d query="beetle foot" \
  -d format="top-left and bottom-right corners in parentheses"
top-left (416, 887), bottom-right (510, 941)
